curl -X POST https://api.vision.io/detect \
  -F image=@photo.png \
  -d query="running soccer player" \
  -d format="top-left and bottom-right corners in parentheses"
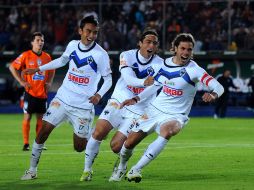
top-left (116, 33), bottom-right (224, 183)
top-left (20, 15), bottom-right (112, 180)
top-left (81, 29), bottom-right (164, 182)
top-left (9, 32), bottom-right (55, 151)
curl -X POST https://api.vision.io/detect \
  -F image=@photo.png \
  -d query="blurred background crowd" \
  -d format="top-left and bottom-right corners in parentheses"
top-left (1, 0), bottom-right (254, 53)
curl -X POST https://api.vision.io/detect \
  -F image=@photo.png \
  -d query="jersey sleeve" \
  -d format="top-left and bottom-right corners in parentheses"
top-left (62, 40), bottom-right (76, 59)
top-left (11, 53), bottom-right (26, 70)
top-left (195, 65), bottom-right (224, 96)
top-left (97, 52), bottom-right (112, 76)
top-left (119, 51), bottom-right (131, 71)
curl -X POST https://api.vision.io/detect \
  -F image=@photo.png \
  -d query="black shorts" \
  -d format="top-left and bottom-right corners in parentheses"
top-left (23, 92), bottom-right (47, 114)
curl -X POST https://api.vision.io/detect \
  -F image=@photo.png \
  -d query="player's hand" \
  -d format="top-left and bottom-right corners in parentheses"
top-left (20, 80), bottom-right (31, 91)
top-left (89, 93), bottom-right (101, 105)
top-left (22, 68), bottom-right (40, 75)
top-left (144, 76), bottom-right (154, 86)
top-left (202, 92), bottom-right (218, 102)
top-left (120, 97), bottom-right (139, 108)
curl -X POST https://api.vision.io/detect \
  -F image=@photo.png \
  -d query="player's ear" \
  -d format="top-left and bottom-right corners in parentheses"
top-left (138, 41), bottom-right (142, 48)
top-left (78, 28), bottom-right (83, 35)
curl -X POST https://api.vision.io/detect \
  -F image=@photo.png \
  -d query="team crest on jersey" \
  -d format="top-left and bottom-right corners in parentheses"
top-left (147, 66), bottom-right (154, 75)
top-left (37, 59), bottom-right (42, 66)
top-left (132, 63), bottom-right (155, 79)
top-left (180, 68), bottom-right (186, 76)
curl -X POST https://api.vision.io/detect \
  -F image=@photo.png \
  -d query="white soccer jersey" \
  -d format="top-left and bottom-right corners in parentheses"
top-left (55, 40), bottom-right (111, 109)
top-left (150, 57), bottom-right (218, 116)
top-left (111, 49), bottom-right (163, 115)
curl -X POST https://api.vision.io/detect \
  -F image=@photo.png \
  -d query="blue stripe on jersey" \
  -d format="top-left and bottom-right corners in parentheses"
top-left (155, 68), bottom-right (195, 86)
top-left (132, 63), bottom-right (155, 79)
top-left (70, 51), bottom-right (97, 72)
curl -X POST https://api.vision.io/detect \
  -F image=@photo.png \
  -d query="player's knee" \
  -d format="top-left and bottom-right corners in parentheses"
top-left (110, 141), bottom-right (121, 154)
top-left (74, 144), bottom-right (85, 152)
top-left (124, 140), bottom-right (135, 149)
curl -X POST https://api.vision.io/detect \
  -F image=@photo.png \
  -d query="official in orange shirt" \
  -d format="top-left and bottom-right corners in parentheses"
top-left (9, 32), bottom-right (55, 151)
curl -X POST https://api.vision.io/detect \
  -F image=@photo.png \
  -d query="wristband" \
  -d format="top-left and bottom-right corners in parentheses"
top-left (132, 97), bottom-right (139, 103)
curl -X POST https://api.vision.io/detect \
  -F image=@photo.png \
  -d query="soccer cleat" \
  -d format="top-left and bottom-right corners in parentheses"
top-left (22, 144), bottom-right (30, 151)
top-left (125, 167), bottom-right (142, 183)
top-left (80, 171), bottom-right (93, 181)
top-left (21, 170), bottom-right (37, 180)
top-left (109, 168), bottom-right (127, 182)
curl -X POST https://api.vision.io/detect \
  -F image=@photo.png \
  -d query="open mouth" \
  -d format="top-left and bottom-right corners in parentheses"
top-left (181, 56), bottom-right (189, 61)
top-left (147, 49), bottom-right (153, 53)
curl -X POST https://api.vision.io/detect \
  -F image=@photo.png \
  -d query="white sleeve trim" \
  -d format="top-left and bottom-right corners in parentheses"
top-left (97, 74), bottom-right (112, 97)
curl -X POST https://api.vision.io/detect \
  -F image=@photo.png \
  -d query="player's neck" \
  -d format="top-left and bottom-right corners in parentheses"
top-left (138, 50), bottom-right (152, 62)
top-left (80, 41), bottom-right (95, 50)
top-left (32, 49), bottom-right (42, 55)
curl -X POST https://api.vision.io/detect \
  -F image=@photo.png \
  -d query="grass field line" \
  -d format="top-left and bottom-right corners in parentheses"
top-left (1, 143), bottom-right (253, 156)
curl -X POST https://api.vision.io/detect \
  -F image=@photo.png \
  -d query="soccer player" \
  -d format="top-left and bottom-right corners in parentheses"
top-left (20, 16), bottom-right (112, 180)
top-left (9, 32), bottom-right (55, 151)
top-left (81, 29), bottom-right (164, 182)
top-left (115, 33), bottom-right (224, 183)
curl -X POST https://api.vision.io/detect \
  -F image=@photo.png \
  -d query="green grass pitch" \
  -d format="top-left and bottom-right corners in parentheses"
top-left (0, 114), bottom-right (253, 190)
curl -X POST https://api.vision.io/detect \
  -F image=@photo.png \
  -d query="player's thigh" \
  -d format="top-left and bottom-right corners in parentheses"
top-left (98, 99), bottom-right (123, 129)
top-left (42, 98), bottom-right (67, 126)
top-left (68, 108), bottom-right (94, 140)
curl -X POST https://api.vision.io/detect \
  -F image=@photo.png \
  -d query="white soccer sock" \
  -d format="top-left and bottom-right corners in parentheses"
top-left (84, 136), bottom-right (101, 172)
top-left (29, 140), bottom-right (44, 172)
top-left (118, 143), bottom-right (133, 170)
top-left (134, 136), bottom-right (168, 170)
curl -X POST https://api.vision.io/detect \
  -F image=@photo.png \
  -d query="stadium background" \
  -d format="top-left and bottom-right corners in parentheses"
top-left (0, 0), bottom-right (254, 117)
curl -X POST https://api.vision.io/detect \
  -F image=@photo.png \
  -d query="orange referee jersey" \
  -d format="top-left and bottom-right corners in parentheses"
top-left (11, 50), bottom-right (54, 99)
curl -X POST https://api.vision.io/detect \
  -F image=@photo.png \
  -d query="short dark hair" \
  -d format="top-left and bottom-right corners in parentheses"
top-left (170, 33), bottom-right (195, 51)
top-left (80, 15), bottom-right (99, 29)
top-left (139, 28), bottom-right (158, 42)
top-left (31, 32), bottom-right (44, 42)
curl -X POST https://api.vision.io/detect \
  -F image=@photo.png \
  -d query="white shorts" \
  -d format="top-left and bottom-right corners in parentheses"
top-left (132, 106), bottom-right (189, 135)
top-left (99, 99), bottom-right (141, 136)
top-left (43, 98), bottom-right (94, 139)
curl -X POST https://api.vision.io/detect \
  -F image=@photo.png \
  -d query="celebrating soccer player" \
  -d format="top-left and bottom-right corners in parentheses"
top-left (20, 16), bottom-right (112, 180)
top-left (81, 28), bottom-right (164, 182)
